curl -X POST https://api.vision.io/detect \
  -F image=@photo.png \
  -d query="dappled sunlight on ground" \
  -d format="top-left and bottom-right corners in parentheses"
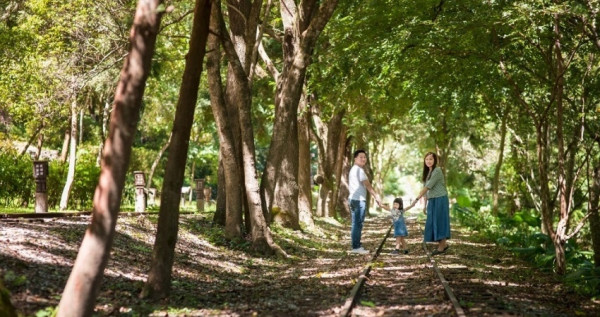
top-left (2, 212), bottom-right (600, 316)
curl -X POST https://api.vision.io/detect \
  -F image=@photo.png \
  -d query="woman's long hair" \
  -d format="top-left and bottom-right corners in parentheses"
top-left (421, 152), bottom-right (438, 183)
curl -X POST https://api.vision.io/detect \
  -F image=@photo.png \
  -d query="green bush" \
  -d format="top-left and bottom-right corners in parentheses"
top-left (70, 151), bottom-right (100, 209)
top-left (0, 149), bottom-right (100, 210)
top-left (0, 149), bottom-right (34, 207)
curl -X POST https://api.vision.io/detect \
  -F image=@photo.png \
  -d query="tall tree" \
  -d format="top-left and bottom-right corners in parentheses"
top-left (57, 0), bottom-right (164, 314)
top-left (311, 105), bottom-right (345, 218)
top-left (206, 0), bottom-right (243, 239)
top-left (297, 89), bottom-right (315, 227)
top-left (208, 0), bottom-right (282, 254)
top-left (492, 104), bottom-right (510, 215)
top-left (141, 0), bottom-right (212, 300)
top-left (59, 100), bottom-right (78, 210)
top-left (260, 0), bottom-right (339, 229)
top-left (497, 1), bottom-right (597, 274)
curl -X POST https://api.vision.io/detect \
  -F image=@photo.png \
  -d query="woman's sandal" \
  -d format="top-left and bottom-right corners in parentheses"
top-left (431, 245), bottom-right (449, 255)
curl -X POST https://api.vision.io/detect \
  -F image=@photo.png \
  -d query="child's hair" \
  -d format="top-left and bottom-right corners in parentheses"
top-left (393, 197), bottom-right (403, 210)
top-left (421, 152), bottom-right (438, 183)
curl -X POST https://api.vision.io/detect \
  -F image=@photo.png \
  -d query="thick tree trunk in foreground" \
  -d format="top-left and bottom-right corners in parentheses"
top-left (261, 0), bottom-right (339, 229)
top-left (59, 100), bottom-right (78, 211)
top-left (142, 0), bottom-right (211, 300)
top-left (56, 1), bottom-right (164, 315)
top-left (207, 2), bottom-right (243, 239)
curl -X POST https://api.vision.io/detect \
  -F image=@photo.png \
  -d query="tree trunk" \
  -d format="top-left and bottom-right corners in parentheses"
top-left (57, 1), bottom-right (164, 315)
top-left (589, 163), bottom-right (600, 267)
top-left (142, 0), bottom-right (211, 300)
top-left (537, 120), bottom-right (554, 240)
top-left (78, 108), bottom-right (84, 145)
top-left (96, 101), bottom-right (111, 166)
top-left (19, 123), bottom-right (43, 157)
top-left (331, 125), bottom-right (347, 215)
top-left (35, 131), bottom-right (44, 160)
top-left (261, 0), bottom-right (339, 228)
top-left (207, 3), bottom-right (243, 239)
top-left (435, 112), bottom-right (453, 173)
top-left (492, 104), bottom-right (510, 215)
top-left (313, 109), bottom-right (344, 218)
top-left (222, 0), bottom-right (263, 230)
top-left (551, 13), bottom-right (570, 275)
top-left (266, 63), bottom-right (303, 227)
top-left (146, 132), bottom-right (172, 190)
top-left (60, 128), bottom-right (70, 162)
top-left (189, 160), bottom-right (196, 203)
top-left (297, 90), bottom-right (314, 227)
top-left (216, 3), bottom-right (282, 254)
top-left (213, 154), bottom-right (227, 226)
top-left (59, 100), bottom-right (78, 211)
top-left (336, 137), bottom-right (352, 219)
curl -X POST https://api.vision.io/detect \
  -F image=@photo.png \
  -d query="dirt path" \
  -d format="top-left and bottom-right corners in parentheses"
top-left (354, 220), bottom-right (454, 316)
top-left (353, 216), bottom-right (600, 316)
top-left (1, 212), bottom-right (599, 316)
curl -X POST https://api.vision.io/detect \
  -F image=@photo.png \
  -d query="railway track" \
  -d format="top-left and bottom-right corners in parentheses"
top-left (339, 216), bottom-right (580, 316)
top-left (341, 220), bottom-right (462, 316)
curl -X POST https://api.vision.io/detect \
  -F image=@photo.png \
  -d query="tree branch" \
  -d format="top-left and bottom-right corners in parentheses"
top-left (258, 41), bottom-right (279, 80)
top-left (301, 0), bottom-right (339, 52)
top-left (565, 211), bottom-right (592, 240)
top-left (217, 3), bottom-right (249, 84)
top-left (249, 0), bottom-right (274, 84)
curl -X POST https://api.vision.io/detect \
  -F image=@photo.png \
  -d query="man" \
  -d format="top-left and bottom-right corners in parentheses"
top-left (348, 149), bottom-right (382, 254)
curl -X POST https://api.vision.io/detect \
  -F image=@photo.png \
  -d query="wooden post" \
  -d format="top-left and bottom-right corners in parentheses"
top-left (196, 178), bottom-right (205, 212)
top-left (134, 171), bottom-right (146, 212)
top-left (33, 161), bottom-right (49, 213)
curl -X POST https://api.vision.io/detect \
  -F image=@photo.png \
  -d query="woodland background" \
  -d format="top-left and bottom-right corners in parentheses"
top-left (1, 0), bottom-right (600, 313)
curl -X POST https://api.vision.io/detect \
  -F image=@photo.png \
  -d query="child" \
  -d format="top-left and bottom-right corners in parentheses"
top-left (381, 197), bottom-right (412, 254)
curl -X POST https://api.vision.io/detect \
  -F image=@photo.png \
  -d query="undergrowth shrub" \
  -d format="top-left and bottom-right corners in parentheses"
top-left (0, 149), bottom-right (34, 207)
top-left (453, 199), bottom-right (600, 297)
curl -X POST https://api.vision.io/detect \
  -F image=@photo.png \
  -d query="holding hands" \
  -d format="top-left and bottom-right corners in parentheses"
top-left (408, 197), bottom-right (427, 215)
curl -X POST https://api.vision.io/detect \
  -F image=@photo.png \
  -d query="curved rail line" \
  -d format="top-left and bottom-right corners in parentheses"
top-left (340, 218), bottom-right (466, 317)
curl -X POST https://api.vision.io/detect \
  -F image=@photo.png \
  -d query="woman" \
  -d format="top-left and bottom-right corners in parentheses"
top-left (408, 152), bottom-right (450, 255)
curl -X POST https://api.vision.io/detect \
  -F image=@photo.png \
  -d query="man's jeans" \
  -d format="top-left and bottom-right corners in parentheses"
top-left (349, 199), bottom-right (366, 249)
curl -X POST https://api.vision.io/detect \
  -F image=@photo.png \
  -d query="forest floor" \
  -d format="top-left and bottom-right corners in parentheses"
top-left (1, 210), bottom-right (600, 316)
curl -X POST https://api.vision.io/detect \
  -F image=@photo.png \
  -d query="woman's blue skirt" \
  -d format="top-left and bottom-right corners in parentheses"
top-left (423, 195), bottom-right (450, 242)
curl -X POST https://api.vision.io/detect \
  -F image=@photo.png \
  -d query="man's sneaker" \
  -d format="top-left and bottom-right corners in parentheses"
top-left (391, 249), bottom-right (400, 255)
top-left (351, 247), bottom-right (370, 254)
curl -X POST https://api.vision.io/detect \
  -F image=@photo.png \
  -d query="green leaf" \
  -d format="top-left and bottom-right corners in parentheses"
top-left (360, 300), bottom-right (376, 307)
